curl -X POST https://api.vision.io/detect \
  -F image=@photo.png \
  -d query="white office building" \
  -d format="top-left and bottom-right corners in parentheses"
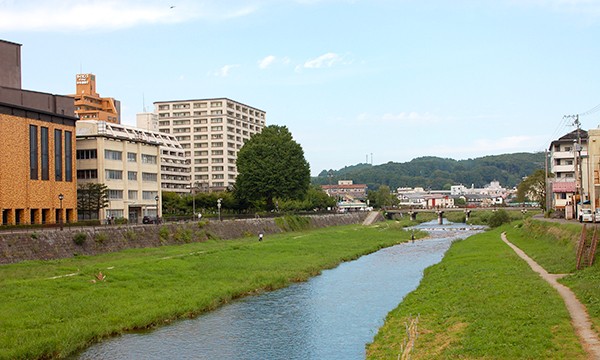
top-left (149, 98), bottom-right (266, 191)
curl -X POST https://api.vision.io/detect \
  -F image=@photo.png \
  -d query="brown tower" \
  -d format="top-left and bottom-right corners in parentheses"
top-left (72, 73), bottom-right (120, 123)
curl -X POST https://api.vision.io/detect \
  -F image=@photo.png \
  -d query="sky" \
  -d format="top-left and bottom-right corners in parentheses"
top-left (2, 0), bottom-right (600, 176)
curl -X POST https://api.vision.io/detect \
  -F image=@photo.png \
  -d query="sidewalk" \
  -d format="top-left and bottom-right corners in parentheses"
top-left (502, 232), bottom-right (600, 359)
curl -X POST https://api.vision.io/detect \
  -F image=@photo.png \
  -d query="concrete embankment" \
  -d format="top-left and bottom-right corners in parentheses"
top-left (0, 212), bottom-right (380, 265)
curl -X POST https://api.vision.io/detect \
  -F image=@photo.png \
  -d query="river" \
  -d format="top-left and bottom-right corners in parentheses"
top-left (77, 221), bottom-right (482, 360)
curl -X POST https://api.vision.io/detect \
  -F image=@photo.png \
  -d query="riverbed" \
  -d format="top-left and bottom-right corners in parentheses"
top-left (77, 221), bottom-right (482, 360)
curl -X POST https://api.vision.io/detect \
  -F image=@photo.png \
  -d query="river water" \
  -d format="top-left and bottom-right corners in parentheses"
top-left (78, 221), bottom-right (482, 360)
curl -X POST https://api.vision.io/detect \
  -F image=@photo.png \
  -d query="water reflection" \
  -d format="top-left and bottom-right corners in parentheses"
top-left (78, 221), bottom-right (481, 360)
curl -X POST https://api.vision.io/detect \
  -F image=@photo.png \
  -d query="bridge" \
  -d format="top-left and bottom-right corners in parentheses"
top-left (384, 207), bottom-right (536, 224)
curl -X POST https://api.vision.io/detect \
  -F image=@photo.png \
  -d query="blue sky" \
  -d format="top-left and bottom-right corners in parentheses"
top-left (2, 0), bottom-right (600, 175)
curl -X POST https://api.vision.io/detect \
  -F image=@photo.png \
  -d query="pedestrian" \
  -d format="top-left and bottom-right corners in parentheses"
top-left (411, 231), bottom-right (415, 243)
top-left (258, 231), bottom-right (264, 242)
top-left (198, 213), bottom-right (202, 221)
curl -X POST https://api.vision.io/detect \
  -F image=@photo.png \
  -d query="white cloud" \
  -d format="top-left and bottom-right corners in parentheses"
top-left (258, 55), bottom-right (276, 69)
top-left (0, 0), bottom-right (259, 32)
top-left (214, 64), bottom-right (239, 77)
top-left (303, 52), bottom-right (343, 69)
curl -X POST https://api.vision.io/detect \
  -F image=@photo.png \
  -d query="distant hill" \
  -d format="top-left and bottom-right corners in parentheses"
top-left (313, 152), bottom-right (545, 190)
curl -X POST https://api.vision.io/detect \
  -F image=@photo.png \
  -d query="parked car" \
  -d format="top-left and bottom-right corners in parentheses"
top-left (142, 216), bottom-right (158, 224)
top-left (579, 209), bottom-right (593, 223)
top-left (595, 209), bottom-right (600, 223)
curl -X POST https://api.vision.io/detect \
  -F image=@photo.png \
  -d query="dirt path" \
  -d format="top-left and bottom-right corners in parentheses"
top-left (501, 232), bottom-right (600, 359)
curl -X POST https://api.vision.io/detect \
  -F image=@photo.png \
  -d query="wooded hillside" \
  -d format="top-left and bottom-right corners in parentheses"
top-left (312, 152), bottom-right (545, 190)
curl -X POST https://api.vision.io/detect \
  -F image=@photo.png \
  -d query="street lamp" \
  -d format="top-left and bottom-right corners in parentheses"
top-left (217, 198), bottom-right (222, 221)
top-left (58, 193), bottom-right (64, 231)
top-left (155, 195), bottom-right (160, 223)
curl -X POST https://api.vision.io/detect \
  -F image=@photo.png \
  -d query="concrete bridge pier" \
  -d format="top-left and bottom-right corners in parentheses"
top-left (436, 210), bottom-right (444, 225)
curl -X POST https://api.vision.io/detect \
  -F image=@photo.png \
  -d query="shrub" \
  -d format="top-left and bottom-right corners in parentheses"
top-left (158, 226), bottom-right (170, 244)
top-left (94, 232), bottom-right (107, 244)
top-left (174, 228), bottom-right (193, 243)
top-left (30, 232), bottom-right (38, 240)
top-left (488, 209), bottom-right (511, 228)
top-left (124, 230), bottom-right (137, 242)
top-left (73, 232), bottom-right (87, 246)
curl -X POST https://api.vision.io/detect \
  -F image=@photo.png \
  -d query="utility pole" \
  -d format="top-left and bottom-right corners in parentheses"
top-left (564, 114), bottom-right (582, 218)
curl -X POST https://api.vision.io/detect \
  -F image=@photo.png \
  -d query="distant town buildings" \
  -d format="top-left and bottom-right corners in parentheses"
top-left (397, 181), bottom-right (510, 209)
top-left (145, 98), bottom-right (266, 192)
top-left (72, 73), bottom-right (121, 123)
top-left (0, 39), bottom-right (78, 225)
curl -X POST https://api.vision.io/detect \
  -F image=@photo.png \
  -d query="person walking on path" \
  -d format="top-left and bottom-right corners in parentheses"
top-left (502, 232), bottom-right (600, 359)
top-left (258, 231), bottom-right (264, 242)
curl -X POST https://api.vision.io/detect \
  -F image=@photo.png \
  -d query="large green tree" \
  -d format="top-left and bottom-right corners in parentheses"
top-left (235, 125), bottom-right (310, 210)
top-left (516, 169), bottom-right (553, 210)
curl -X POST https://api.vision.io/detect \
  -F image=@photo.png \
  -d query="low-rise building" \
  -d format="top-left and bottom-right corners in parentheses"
top-left (76, 121), bottom-right (163, 223)
top-left (321, 180), bottom-right (368, 201)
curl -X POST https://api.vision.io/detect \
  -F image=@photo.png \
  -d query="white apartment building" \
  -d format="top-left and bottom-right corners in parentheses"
top-left (549, 129), bottom-right (588, 217)
top-left (76, 120), bottom-right (190, 222)
top-left (152, 98), bottom-right (266, 191)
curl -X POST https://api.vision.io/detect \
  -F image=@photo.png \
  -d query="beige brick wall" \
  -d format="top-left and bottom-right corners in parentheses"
top-left (0, 113), bottom-right (77, 225)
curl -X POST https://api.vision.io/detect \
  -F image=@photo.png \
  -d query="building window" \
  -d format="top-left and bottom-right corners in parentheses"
top-left (128, 190), bottom-right (138, 200)
top-left (211, 126), bottom-right (223, 131)
top-left (142, 191), bottom-right (159, 200)
top-left (54, 129), bottom-right (62, 181)
top-left (76, 149), bottom-right (97, 159)
top-left (158, 104), bottom-right (170, 110)
top-left (159, 120), bottom-right (170, 126)
top-left (105, 150), bottom-right (122, 161)
top-left (77, 169), bottom-right (98, 179)
top-left (142, 172), bottom-right (158, 182)
top-left (65, 131), bottom-right (73, 182)
top-left (141, 154), bottom-right (157, 164)
top-left (106, 209), bottom-right (124, 218)
top-left (29, 125), bottom-right (38, 180)
top-left (128, 171), bottom-right (137, 181)
top-left (108, 190), bottom-right (123, 200)
top-left (41, 127), bottom-right (50, 179)
top-left (127, 152), bottom-right (137, 162)
top-left (105, 169), bottom-right (123, 180)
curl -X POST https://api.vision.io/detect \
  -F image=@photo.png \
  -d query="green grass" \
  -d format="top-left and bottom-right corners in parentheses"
top-left (0, 222), bottom-right (412, 360)
top-left (367, 225), bottom-right (585, 359)
top-left (504, 219), bottom-right (580, 274)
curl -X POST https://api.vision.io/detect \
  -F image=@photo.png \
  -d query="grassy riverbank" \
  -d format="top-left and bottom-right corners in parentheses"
top-left (367, 224), bottom-right (586, 359)
top-left (504, 220), bottom-right (600, 334)
top-left (0, 222), bottom-right (416, 360)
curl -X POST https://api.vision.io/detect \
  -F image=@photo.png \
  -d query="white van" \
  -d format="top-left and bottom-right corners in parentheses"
top-left (580, 209), bottom-right (593, 223)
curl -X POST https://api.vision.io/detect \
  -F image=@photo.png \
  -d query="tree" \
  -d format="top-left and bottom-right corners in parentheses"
top-left (235, 125), bottom-right (310, 210)
top-left (367, 185), bottom-right (398, 209)
top-left (77, 183), bottom-right (108, 220)
top-left (516, 169), bottom-right (553, 210)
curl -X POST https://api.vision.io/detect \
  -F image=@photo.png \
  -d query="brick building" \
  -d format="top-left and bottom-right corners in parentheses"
top-left (0, 39), bottom-right (78, 225)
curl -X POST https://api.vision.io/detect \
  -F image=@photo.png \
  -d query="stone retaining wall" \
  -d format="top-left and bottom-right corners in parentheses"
top-left (0, 213), bottom-right (375, 265)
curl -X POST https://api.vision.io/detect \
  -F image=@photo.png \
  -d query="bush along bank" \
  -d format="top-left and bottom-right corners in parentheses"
top-left (0, 213), bottom-right (371, 265)
top-left (367, 225), bottom-right (585, 359)
top-left (0, 219), bottom-right (411, 360)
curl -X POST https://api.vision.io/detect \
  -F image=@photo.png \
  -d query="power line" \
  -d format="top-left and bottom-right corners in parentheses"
top-left (580, 102), bottom-right (600, 117)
